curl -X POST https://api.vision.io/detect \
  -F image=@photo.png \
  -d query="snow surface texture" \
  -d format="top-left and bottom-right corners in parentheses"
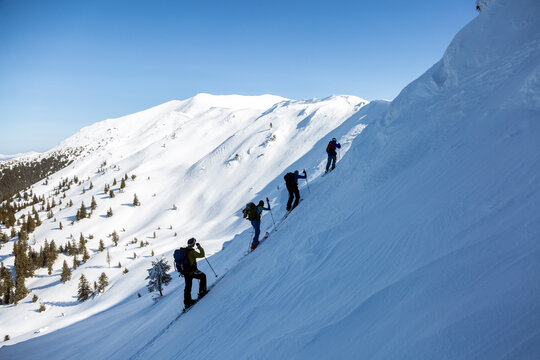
top-left (2, 0), bottom-right (540, 358)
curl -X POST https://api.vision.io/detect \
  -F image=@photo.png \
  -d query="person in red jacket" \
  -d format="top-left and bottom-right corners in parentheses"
top-left (325, 137), bottom-right (341, 173)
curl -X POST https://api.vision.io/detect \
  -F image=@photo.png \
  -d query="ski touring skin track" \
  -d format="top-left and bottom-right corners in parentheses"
top-left (128, 274), bottom-right (225, 360)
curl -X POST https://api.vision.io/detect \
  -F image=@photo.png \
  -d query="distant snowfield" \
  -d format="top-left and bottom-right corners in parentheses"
top-left (1, 0), bottom-right (540, 359)
top-left (0, 152), bottom-right (40, 162)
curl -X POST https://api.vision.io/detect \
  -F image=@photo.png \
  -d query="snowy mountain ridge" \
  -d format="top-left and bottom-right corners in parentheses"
top-left (0, 92), bottom-right (371, 348)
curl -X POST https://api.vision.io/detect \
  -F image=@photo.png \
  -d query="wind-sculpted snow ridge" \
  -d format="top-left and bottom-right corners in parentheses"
top-left (2, 0), bottom-right (540, 358)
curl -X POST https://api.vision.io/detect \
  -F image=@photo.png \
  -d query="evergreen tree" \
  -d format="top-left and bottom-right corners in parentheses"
top-left (107, 207), bottom-right (113, 217)
top-left (97, 272), bottom-right (108, 292)
top-left (60, 260), bottom-right (71, 283)
top-left (112, 178), bottom-right (117, 186)
top-left (120, 178), bottom-right (126, 189)
top-left (99, 239), bottom-right (105, 252)
top-left (106, 250), bottom-right (111, 268)
top-left (59, 222), bottom-right (63, 230)
top-left (0, 263), bottom-right (14, 304)
top-left (91, 196), bottom-right (97, 210)
top-left (112, 231), bottom-right (119, 246)
top-left (133, 193), bottom-right (140, 206)
top-left (69, 199), bottom-right (73, 207)
top-left (151, 250), bottom-right (155, 257)
top-left (109, 190), bottom-right (115, 198)
top-left (73, 254), bottom-right (80, 270)
top-left (14, 273), bottom-right (28, 304)
top-left (26, 216), bottom-right (36, 233)
top-left (79, 202), bottom-right (87, 219)
top-left (34, 212), bottom-right (41, 227)
top-left (78, 233), bottom-right (86, 253)
top-left (146, 258), bottom-right (172, 296)
top-left (77, 274), bottom-right (92, 302)
top-left (82, 248), bottom-right (90, 263)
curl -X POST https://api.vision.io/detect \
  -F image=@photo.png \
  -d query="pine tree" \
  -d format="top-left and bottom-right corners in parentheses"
top-left (120, 178), bottom-right (126, 189)
top-left (69, 199), bottom-right (73, 207)
top-left (133, 193), bottom-right (140, 206)
top-left (77, 274), bottom-right (92, 302)
top-left (79, 202), bottom-right (87, 219)
top-left (112, 231), bottom-right (119, 246)
top-left (109, 190), bottom-right (115, 198)
top-left (106, 250), bottom-right (111, 268)
top-left (59, 222), bottom-right (63, 230)
top-left (73, 254), bottom-right (80, 270)
top-left (82, 248), bottom-right (90, 263)
top-left (1, 263), bottom-right (14, 304)
top-left (151, 250), bottom-right (155, 256)
top-left (78, 233), bottom-right (86, 253)
top-left (91, 196), bottom-right (97, 210)
top-left (146, 258), bottom-right (172, 296)
top-left (133, 252), bottom-right (137, 259)
top-left (99, 239), bottom-right (105, 252)
top-left (107, 207), bottom-right (113, 217)
top-left (14, 273), bottom-right (28, 304)
top-left (60, 260), bottom-right (71, 283)
top-left (97, 272), bottom-right (108, 292)
top-left (112, 178), bottom-right (117, 186)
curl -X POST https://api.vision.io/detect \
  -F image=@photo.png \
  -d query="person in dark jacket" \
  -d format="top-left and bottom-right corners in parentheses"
top-left (325, 138), bottom-right (341, 173)
top-left (284, 170), bottom-right (307, 212)
top-left (184, 238), bottom-right (207, 308)
top-left (251, 201), bottom-right (269, 250)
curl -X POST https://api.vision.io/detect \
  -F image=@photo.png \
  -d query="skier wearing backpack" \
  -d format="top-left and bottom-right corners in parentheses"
top-left (325, 137), bottom-right (341, 173)
top-left (284, 170), bottom-right (306, 211)
top-left (174, 238), bottom-right (208, 309)
top-left (243, 200), bottom-right (269, 250)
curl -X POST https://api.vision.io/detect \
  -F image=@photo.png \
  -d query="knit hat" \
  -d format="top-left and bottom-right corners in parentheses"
top-left (187, 238), bottom-right (196, 247)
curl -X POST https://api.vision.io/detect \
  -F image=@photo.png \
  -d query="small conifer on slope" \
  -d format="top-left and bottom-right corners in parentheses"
top-left (146, 258), bottom-right (172, 297)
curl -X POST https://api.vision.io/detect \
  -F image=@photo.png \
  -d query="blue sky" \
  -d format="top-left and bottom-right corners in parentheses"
top-left (0, 0), bottom-right (475, 154)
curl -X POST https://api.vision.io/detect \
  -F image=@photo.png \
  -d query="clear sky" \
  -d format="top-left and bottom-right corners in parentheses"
top-left (0, 0), bottom-right (476, 154)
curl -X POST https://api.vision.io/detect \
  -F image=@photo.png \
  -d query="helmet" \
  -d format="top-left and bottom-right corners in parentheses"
top-left (332, 137), bottom-right (337, 142)
top-left (187, 238), bottom-right (196, 247)
top-left (294, 170), bottom-right (299, 175)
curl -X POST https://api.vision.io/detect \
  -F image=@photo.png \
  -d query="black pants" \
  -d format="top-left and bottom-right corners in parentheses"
top-left (286, 184), bottom-right (300, 211)
top-left (184, 271), bottom-right (207, 305)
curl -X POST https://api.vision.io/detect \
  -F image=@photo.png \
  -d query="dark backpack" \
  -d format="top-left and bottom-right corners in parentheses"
top-left (242, 202), bottom-right (258, 221)
top-left (284, 172), bottom-right (295, 185)
top-left (173, 248), bottom-right (191, 276)
top-left (326, 142), bottom-right (335, 153)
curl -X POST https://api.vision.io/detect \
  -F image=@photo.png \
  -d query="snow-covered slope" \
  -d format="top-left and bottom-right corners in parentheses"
top-left (0, 92), bottom-right (369, 349)
top-left (2, 0), bottom-right (540, 358)
top-left (0, 152), bottom-right (40, 162)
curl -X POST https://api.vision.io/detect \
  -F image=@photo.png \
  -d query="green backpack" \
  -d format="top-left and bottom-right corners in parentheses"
top-left (242, 202), bottom-right (258, 221)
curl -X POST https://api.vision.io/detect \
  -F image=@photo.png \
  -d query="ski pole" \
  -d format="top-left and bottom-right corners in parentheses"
top-left (266, 197), bottom-right (276, 229)
top-left (303, 169), bottom-right (310, 193)
top-left (204, 256), bottom-right (218, 278)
